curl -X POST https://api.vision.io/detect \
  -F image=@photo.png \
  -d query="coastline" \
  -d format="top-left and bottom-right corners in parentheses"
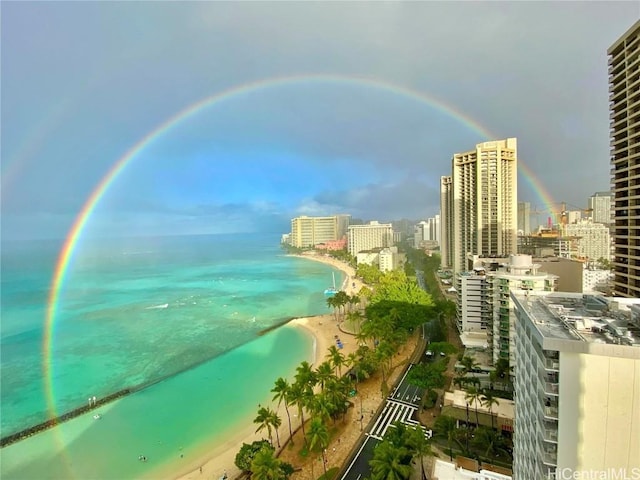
top-left (171, 254), bottom-right (362, 480)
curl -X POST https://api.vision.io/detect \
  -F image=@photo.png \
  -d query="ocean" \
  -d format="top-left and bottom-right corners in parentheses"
top-left (0, 233), bottom-right (342, 479)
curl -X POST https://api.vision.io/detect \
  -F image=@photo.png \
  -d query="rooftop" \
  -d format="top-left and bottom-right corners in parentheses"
top-left (511, 291), bottom-right (640, 354)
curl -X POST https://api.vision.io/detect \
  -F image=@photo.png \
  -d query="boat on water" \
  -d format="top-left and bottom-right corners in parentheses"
top-left (324, 272), bottom-right (338, 296)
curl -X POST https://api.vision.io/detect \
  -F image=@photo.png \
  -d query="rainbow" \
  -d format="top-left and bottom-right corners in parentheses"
top-left (43, 73), bottom-right (555, 423)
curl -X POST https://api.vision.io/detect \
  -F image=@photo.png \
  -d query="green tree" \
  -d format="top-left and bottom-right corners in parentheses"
top-left (254, 406), bottom-right (277, 446)
top-left (472, 427), bottom-right (511, 463)
top-left (434, 415), bottom-right (460, 461)
top-left (481, 391), bottom-right (500, 430)
top-left (465, 385), bottom-right (482, 427)
top-left (271, 377), bottom-right (294, 445)
top-left (234, 440), bottom-right (273, 472)
top-left (307, 417), bottom-right (331, 476)
top-left (270, 408), bottom-right (282, 448)
top-left (315, 361), bottom-right (335, 391)
top-left (407, 425), bottom-right (433, 480)
top-left (288, 382), bottom-right (309, 439)
top-left (327, 345), bottom-right (346, 377)
top-left (369, 439), bottom-right (413, 480)
top-left (251, 445), bottom-right (283, 480)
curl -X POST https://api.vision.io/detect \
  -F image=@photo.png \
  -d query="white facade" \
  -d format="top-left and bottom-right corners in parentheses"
top-left (356, 251), bottom-right (379, 267)
top-left (451, 138), bottom-right (518, 274)
top-left (582, 267), bottom-right (613, 293)
top-left (487, 255), bottom-right (557, 366)
top-left (456, 270), bottom-right (488, 333)
top-left (588, 191), bottom-right (612, 225)
top-left (379, 248), bottom-right (398, 272)
top-left (347, 221), bottom-right (393, 255)
top-left (414, 221), bottom-right (428, 248)
top-left (562, 220), bottom-right (611, 262)
top-left (512, 292), bottom-right (640, 480)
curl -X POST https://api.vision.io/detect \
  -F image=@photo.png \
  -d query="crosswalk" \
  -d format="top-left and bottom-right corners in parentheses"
top-left (368, 399), bottom-right (432, 440)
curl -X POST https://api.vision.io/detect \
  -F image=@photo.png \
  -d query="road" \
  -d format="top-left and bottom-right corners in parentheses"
top-left (339, 364), bottom-right (432, 480)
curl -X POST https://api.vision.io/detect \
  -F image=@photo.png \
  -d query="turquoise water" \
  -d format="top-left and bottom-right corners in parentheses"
top-left (0, 233), bottom-right (341, 479)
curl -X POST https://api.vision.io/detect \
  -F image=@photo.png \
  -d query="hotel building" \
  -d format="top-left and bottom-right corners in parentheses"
top-left (442, 139), bottom-right (518, 274)
top-left (609, 20), bottom-right (640, 297)
top-left (289, 215), bottom-right (350, 248)
top-left (347, 221), bottom-right (393, 256)
top-left (511, 291), bottom-right (640, 479)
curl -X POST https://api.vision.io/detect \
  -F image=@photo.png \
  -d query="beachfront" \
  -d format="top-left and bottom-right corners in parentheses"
top-left (172, 252), bottom-right (418, 480)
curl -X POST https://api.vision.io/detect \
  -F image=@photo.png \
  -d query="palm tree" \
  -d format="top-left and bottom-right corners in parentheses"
top-left (315, 361), bottom-right (335, 391)
top-left (295, 361), bottom-right (316, 394)
top-left (481, 391), bottom-right (500, 430)
top-left (307, 417), bottom-right (330, 476)
top-left (472, 427), bottom-right (511, 463)
top-left (326, 296), bottom-right (338, 321)
top-left (251, 446), bottom-right (282, 480)
top-left (254, 406), bottom-right (276, 446)
top-left (327, 345), bottom-right (346, 377)
top-left (434, 415), bottom-right (459, 461)
top-left (408, 425), bottom-right (432, 480)
top-left (269, 408), bottom-right (282, 448)
top-left (459, 355), bottom-right (479, 375)
top-left (271, 377), bottom-right (294, 444)
top-left (369, 440), bottom-right (413, 480)
top-left (465, 385), bottom-right (482, 427)
top-left (289, 382), bottom-right (309, 442)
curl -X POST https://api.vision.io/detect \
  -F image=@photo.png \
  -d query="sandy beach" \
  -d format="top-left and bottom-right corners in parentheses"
top-left (171, 254), bottom-right (367, 480)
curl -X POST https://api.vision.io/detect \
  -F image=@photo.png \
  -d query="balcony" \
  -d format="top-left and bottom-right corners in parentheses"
top-left (542, 451), bottom-right (558, 466)
top-left (543, 428), bottom-right (558, 443)
top-left (544, 358), bottom-right (560, 371)
top-left (543, 381), bottom-right (559, 396)
top-left (544, 406), bottom-right (559, 420)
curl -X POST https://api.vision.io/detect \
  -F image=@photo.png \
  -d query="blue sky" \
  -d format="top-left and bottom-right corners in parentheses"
top-left (2, 2), bottom-right (638, 240)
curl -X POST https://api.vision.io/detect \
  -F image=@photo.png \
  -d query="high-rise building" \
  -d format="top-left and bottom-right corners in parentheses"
top-left (512, 291), bottom-right (640, 479)
top-left (517, 202), bottom-right (531, 235)
top-left (440, 175), bottom-right (454, 270)
top-left (588, 191), bottom-right (612, 225)
top-left (290, 215), bottom-right (347, 248)
top-left (562, 220), bottom-right (611, 262)
top-left (450, 138), bottom-right (518, 274)
top-left (347, 221), bottom-right (393, 255)
top-left (609, 20), bottom-right (640, 298)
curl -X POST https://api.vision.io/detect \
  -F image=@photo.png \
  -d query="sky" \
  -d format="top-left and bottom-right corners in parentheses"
top-left (2, 2), bottom-right (639, 240)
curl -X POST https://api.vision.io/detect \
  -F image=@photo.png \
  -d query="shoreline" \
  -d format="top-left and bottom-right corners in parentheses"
top-left (171, 254), bottom-right (362, 480)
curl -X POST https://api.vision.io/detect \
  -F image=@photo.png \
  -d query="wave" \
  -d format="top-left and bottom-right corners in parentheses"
top-left (145, 303), bottom-right (169, 310)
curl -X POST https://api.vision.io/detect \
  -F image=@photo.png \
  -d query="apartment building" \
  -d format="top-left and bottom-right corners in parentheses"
top-left (588, 191), bottom-right (612, 225)
top-left (347, 221), bottom-right (393, 256)
top-left (512, 291), bottom-right (640, 479)
top-left (455, 254), bottom-right (557, 363)
top-left (562, 220), bottom-right (611, 262)
top-left (440, 175), bottom-right (454, 270)
top-left (609, 20), bottom-right (640, 297)
top-left (518, 202), bottom-right (531, 235)
top-left (446, 139), bottom-right (518, 274)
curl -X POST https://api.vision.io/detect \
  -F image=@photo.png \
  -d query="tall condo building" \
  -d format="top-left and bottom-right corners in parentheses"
top-left (347, 221), bottom-right (393, 256)
top-left (290, 215), bottom-right (350, 248)
top-left (517, 201), bottom-right (531, 235)
top-left (440, 175), bottom-right (454, 270)
top-left (511, 291), bottom-right (640, 479)
top-left (562, 220), bottom-right (611, 262)
top-left (588, 191), bottom-right (612, 225)
top-left (609, 21), bottom-right (640, 297)
top-left (443, 138), bottom-right (518, 274)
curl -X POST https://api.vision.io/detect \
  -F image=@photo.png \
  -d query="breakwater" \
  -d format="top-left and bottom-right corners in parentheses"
top-left (0, 388), bottom-right (131, 448)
